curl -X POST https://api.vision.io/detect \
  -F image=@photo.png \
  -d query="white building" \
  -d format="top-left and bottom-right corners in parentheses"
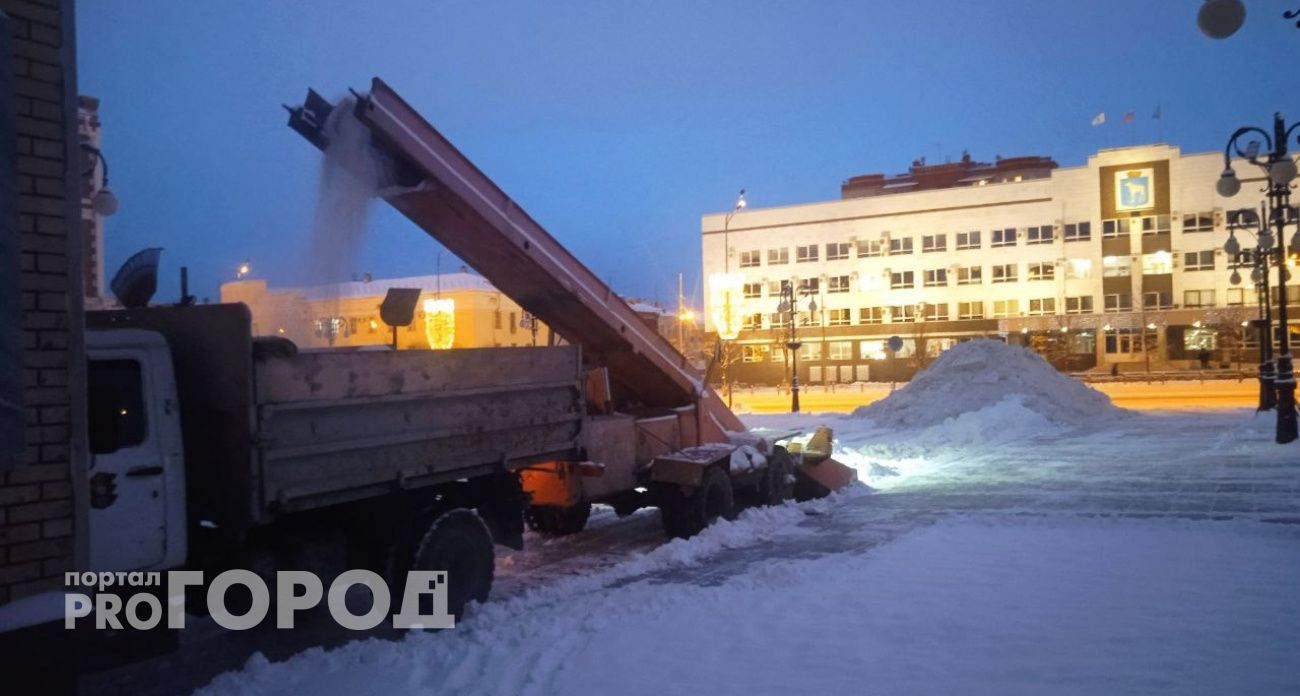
top-left (78, 95), bottom-right (106, 305)
top-left (702, 144), bottom-right (1265, 384)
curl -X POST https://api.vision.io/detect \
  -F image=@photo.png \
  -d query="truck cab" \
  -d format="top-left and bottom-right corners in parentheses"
top-left (86, 329), bottom-right (187, 573)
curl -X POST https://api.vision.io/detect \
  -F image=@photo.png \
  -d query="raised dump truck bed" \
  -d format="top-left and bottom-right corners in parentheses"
top-left (89, 303), bottom-right (584, 533)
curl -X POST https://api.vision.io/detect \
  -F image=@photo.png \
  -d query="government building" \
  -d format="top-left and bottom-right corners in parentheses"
top-left (702, 144), bottom-right (1265, 385)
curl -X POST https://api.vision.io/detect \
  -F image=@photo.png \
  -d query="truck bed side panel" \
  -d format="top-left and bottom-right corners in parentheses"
top-left (254, 347), bottom-right (583, 516)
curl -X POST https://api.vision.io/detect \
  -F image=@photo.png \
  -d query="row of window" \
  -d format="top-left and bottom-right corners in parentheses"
top-left (737, 288), bottom-right (1256, 331)
top-left (738, 252), bottom-right (1223, 298)
top-left (733, 213), bottom-right (1220, 268)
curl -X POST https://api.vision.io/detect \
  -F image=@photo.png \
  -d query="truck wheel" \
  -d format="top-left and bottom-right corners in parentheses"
top-left (659, 466), bottom-right (735, 539)
top-left (411, 508), bottom-right (494, 620)
top-left (525, 502), bottom-right (591, 537)
top-left (761, 446), bottom-right (795, 505)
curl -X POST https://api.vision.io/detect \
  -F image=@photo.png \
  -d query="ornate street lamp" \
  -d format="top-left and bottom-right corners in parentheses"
top-left (1226, 207), bottom-right (1275, 410)
top-left (80, 144), bottom-right (119, 216)
top-left (1218, 113), bottom-right (1300, 443)
top-left (1198, 0), bottom-right (1300, 38)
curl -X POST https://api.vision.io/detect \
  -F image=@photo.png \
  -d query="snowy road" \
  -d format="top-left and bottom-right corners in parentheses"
top-left (191, 406), bottom-right (1300, 696)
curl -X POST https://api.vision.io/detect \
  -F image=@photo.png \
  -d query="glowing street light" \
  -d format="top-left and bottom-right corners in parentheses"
top-left (237, 260), bottom-right (251, 279)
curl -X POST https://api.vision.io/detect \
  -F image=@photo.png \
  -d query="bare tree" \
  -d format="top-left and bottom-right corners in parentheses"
top-left (1203, 305), bottom-right (1255, 370)
top-left (911, 302), bottom-right (932, 371)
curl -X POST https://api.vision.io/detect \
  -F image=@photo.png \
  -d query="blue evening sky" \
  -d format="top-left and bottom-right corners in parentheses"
top-left (77, 1), bottom-right (1298, 307)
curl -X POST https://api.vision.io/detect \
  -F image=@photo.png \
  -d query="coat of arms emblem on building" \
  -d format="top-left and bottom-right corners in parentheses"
top-left (1116, 168), bottom-right (1154, 211)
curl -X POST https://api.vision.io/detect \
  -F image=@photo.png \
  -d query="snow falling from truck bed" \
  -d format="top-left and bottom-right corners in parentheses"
top-left (305, 97), bottom-right (381, 291)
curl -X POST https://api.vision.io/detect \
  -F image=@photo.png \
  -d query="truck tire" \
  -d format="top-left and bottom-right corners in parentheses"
top-left (411, 508), bottom-right (494, 620)
top-left (525, 502), bottom-right (592, 537)
top-left (659, 466), bottom-right (736, 539)
top-left (761, 446), bottom-right (795, 505)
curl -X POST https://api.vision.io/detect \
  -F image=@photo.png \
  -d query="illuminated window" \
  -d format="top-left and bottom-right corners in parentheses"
top-left (827, 308), bottom-right (851, 326)
top-left (1102, 256), bottom-right (1131, 277)
top-left (1184, 290), bottom-right (1215, 308)
top-left (859, 307), bottom-right (884, 324)
top-left (743, 282), bottom-right (763, 299)
top-left (1142, 252), bottom-right (1173, 275)
top-left (1065, 259), bottom-right (1092, 279)
top-left (992, 299), bottom-right (1019, 317)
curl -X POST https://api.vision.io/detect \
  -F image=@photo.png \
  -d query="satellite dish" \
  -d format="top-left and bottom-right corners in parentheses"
top-left (110, 247), bottom-right (163, 309)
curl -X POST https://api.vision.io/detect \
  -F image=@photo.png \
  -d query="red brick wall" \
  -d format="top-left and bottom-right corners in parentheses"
top-left (1, 0), bottom-right (85, 607)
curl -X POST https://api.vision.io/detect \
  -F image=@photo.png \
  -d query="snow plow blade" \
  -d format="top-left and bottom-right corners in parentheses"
top-left (789, 426), bottom-right (857, 498)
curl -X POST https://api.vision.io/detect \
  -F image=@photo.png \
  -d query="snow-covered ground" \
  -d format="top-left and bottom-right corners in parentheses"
top-left (198, 342), bottom-right (1300, 696)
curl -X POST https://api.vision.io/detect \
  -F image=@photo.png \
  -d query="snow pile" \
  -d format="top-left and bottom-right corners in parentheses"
top-left (853, 340), bottom-right (1124, 430)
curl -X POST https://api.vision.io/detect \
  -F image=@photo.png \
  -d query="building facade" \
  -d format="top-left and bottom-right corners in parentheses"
top-left (77, 94), bottom-right (105, 305)
top-left (703, 144), bottom-right (1262, 385)
top-left (1, 0), bottom-right (89, 646)
top-left (221, 271), bottom-right (551, 351)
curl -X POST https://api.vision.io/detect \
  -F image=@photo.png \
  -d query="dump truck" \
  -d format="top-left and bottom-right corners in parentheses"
top-left (4, 78), bottom-right (855, 680)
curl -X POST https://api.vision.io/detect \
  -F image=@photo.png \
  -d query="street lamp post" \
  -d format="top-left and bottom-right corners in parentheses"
top-left (710, 190), bottom-right (747, 407)
top-left (777, 281), bottom-right (817, 413)
top-left (1217, 113), bottom-right (1300, 443)
top-left (1226, 207), bottom-right (1276, 410)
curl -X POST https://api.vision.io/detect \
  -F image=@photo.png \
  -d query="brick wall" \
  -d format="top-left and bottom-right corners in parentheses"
top-left (1, 0), bottom-right (85, 608)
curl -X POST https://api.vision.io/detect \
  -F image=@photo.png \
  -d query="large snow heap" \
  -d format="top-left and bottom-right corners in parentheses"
top-left (853, 339), bottom-right (1124, 430)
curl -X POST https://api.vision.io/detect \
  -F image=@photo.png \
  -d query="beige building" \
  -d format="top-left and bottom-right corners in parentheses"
top-left (221, 271), bottom-right (550, 351)
top-left (703, 144), bottom-right (1264, 384)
